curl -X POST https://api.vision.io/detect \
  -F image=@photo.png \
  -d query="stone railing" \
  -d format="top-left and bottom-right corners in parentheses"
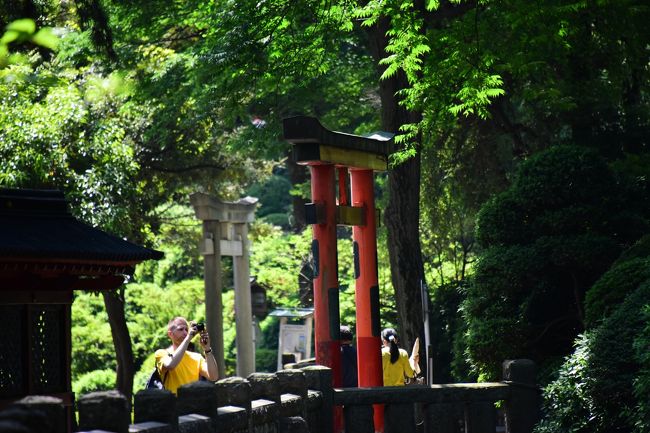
top-left (0, 360), bottom-right (540, 433)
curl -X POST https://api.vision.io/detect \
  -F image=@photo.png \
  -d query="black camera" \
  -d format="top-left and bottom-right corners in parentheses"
top-left (195, 322), bottom-right (205, 332)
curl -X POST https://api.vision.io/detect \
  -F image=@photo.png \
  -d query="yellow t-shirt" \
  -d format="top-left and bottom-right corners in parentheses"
top-left (382, 347), bottom-right (414, 386)
top-left (155, 348), bottom-right (206, 395)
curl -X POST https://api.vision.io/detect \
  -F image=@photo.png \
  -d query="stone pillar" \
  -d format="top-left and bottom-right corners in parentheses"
top-left (215, 377), bottom-right (253, 432)
top-left (302, 366), bottom-right (333, 433)
top-left (77, 390), bottom-right (130, 433)
top-left (177, 381), bottom-right (219, 417)
top-left (232, 219), bottom-right (255, 376)
top-left (200, 218), bottom-right (225, 375)
top-left (133, 389), bottom-right (177, 426)
top-left (191, 193), bottom-right (258, 378)
top-left (248, 373), bottom-right (281, 405)
top-left (2, 396), bottom-right (65, 433)
top-left (277, 369), bottom-right (307, 418)
top-left (503, 359), bottom-right (540, 433)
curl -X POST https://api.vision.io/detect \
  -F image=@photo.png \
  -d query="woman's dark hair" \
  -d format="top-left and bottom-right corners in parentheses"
top-left (382, 328), bottom-right (399, 364)
top-left (340, 325), bottom-right (353, 342)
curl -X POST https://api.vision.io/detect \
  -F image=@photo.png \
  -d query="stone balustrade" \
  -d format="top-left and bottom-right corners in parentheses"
top-left (0, 360), bottom-right (539, 433)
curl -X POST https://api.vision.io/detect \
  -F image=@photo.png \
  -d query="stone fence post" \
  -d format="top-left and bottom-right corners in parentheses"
top-left (77, 390), bottom-right (130, 433)
top-left (276, 369), bottom-right (307, 418)
top-left (302, 365), bottom-right (332, 433)
top-left (248, 372), bottom-right (280, 431)
top-left (0, 395), bottom-right (66, 433)
top-left (502, 359), bottom-right (541, 433)
top-left (215, 377), bottom-right (252, 433)
top-left (133, 388), bottom-right (177, 433)
top-left (177, 381), bottom-right (218, 432)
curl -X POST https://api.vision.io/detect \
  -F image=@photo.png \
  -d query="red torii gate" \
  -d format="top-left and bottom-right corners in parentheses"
top-left (283, 116), bottom-right (394, 428)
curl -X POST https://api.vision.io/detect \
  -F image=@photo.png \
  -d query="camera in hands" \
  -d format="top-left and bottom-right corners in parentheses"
top-left (195, 322), bottom-right (205, 332)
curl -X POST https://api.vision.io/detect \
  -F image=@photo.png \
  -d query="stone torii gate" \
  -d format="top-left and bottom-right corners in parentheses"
top-left (190, 192), bottom-right (258, 378)
top-left (282, 116), bottom-right (394, 392)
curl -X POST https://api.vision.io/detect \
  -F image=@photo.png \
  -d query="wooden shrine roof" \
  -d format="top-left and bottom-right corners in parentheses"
top-left (0, 188), bottom-right (163, 265)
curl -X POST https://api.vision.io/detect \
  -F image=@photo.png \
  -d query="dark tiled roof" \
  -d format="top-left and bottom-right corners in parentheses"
top-left (0, 188), bottom-right (163, 263)
top-left (283, 115), bottom-right (395, 156)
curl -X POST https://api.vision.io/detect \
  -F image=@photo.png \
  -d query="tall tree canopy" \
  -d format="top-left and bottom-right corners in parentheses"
top-left (2, 0), bottom-right (650, 396)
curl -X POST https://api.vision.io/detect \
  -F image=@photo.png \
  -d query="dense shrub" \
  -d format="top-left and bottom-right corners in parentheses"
top-left (430, 281), bottom-right (474, 382)
top-left (632, 306), bottom-right (650, 432)
top-left (72, 369), bottom-right (116, 396)
top-left (255, 348), bottom-right (278, 373)
top-left (535, 282), bottom-right (650, 433)
top-left (584, 257), bottom-right (650, 327)
top-left (467, 146), bottom-right (647, 379)
top-left (71, 293), bottom-right (116, 376)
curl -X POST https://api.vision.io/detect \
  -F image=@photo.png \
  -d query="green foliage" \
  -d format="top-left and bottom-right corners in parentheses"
top-left (133, 352), bottom-right (157, 394)
top-left (134, 205), bottom-right (203, 287)
top-left (429, 281), bottom-right (474, 382)
top-left (584, 257), bottom-right (650, 328)
top-left (246, 173), bottom-right (292, 218)
top-left (255, 348), bottom-right (278, 373)
top-left (632, 306), bottom-right (650, 433)
top-left (72, 369), bottom-right (116, 396)
top-left (467, 146), bottom-right (647, 379)
top-left (0, 18), bottom-right (58, 67)
top-left (535, 281), bottom-right (650, 433)
top-left (71, 293), bottom-right (115, 375)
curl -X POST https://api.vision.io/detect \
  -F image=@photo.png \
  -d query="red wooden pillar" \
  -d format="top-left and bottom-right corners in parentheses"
top-left (350, 168), bottom-right (384, 430)
top-left (310, 164), bottom-right (341, 385)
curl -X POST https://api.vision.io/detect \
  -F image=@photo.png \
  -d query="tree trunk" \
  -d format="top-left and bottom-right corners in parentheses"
top-left (103, 288), bottom-right (135, 400)
top-left (367, 19), bottom-right (425, 354)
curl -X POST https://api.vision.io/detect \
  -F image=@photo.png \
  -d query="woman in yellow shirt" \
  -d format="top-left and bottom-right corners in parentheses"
top-left (381, 328), bottom-right (419, 386)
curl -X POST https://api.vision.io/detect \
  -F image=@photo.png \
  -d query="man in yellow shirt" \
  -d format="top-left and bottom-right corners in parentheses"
top-left (155, 317), bottom-right (219, 394)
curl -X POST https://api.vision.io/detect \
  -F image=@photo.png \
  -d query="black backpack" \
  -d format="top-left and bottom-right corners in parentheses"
top-left (145, 366), bottom-right (167, 389)
top-left (146, 352), bottom-right (169, 389)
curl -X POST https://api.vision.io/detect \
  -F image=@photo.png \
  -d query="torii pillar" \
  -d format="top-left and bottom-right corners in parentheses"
top-left (284, 116), bottom-right (394, 432)
top-left (191, 193), bottom-right (258, 377)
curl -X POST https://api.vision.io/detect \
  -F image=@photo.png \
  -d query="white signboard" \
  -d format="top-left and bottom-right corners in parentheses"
top-left (277, 322), bottom-right (312, 370)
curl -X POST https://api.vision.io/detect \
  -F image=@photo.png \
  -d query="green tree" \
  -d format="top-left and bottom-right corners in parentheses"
top-left (536, 281), bottom-right (650, 433)
top-left (468, 146), bottom-right (648, 379)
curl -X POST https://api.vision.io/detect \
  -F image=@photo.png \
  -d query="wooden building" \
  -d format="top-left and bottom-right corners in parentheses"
top-left (0, 188), bottom-right (162, 424)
